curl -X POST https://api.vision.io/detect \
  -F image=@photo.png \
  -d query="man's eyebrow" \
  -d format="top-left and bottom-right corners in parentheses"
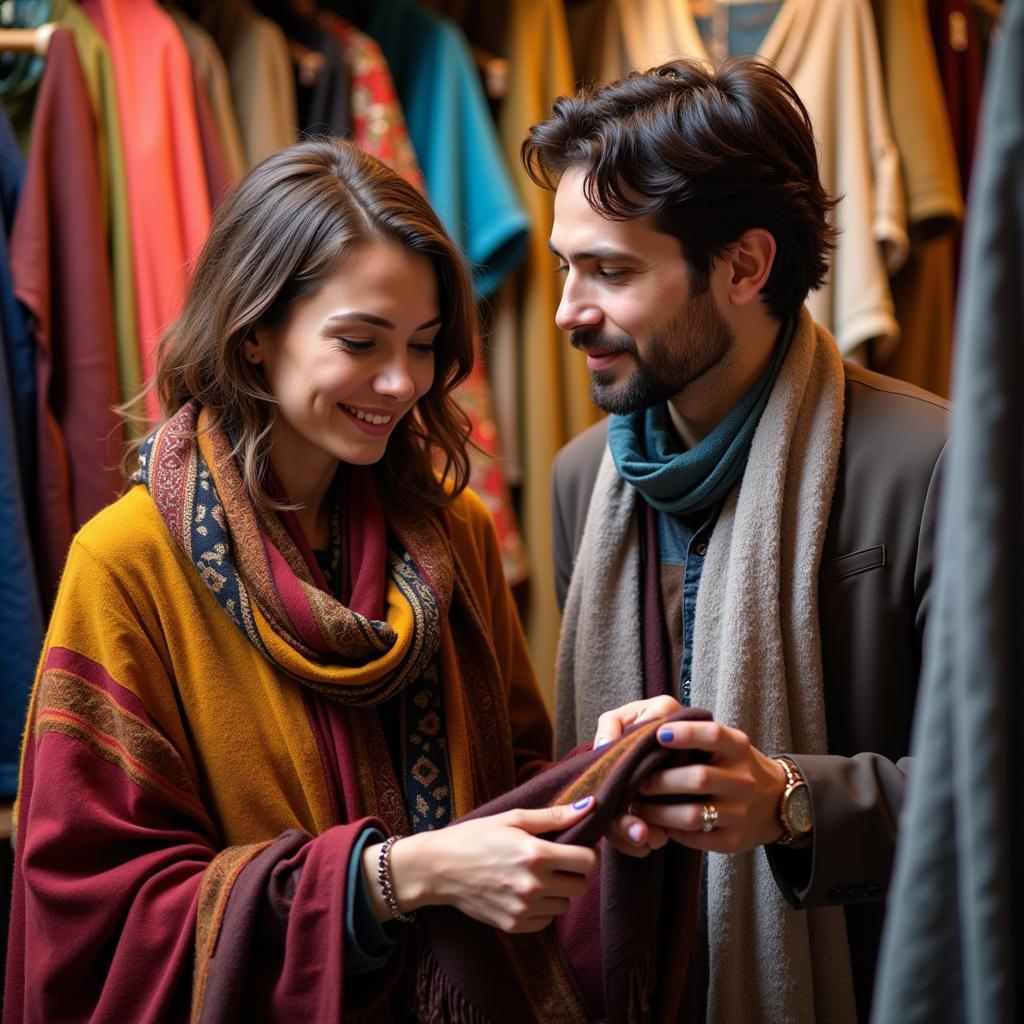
top-left (325, 312), bottom-right (443, 330)
top-left (547, 240), bottom-right (643, 263)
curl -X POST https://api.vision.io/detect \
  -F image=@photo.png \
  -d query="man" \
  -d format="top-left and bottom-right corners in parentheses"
top-left (523, 58), bottom-right (948, 1022)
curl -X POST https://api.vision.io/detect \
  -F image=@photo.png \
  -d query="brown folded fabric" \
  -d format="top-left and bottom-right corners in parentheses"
top-left (415, 707), bottom-right (712, 1023)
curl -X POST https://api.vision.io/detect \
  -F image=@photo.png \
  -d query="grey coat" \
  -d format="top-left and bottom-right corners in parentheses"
top-left (551, 361), bottom-right (948, 1018)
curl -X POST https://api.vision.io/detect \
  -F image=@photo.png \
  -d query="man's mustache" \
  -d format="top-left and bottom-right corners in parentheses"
top-left (569, 330), bottom-right (639, 356)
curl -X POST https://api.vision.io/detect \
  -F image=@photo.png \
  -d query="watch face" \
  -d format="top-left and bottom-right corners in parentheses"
top-left (784, 783), bottom-right (813, 834)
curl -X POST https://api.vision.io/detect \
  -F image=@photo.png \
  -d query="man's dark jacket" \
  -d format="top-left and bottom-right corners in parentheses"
top-left (551, 360), bottom-right (948, 1018)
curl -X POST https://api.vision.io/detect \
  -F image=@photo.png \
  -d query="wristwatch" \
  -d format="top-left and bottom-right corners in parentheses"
top-left (773, 756), bottom-right (813, 846)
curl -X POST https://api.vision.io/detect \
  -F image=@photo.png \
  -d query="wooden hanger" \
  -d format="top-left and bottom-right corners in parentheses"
top-left (0, 22), bottom-right (57, 56)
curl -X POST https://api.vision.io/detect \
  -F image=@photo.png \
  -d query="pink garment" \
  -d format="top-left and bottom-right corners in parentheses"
top-left (83, 0), bottom-right (211, 420)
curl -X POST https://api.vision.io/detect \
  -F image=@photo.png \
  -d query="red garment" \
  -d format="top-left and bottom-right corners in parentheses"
top-left (928, 0), bottom-right (985, 196)
top-left (10, 27), bottom-right (122, 604)
top-left (320, 13), bottom-right (424, 190)
top-left (83, 0), bottom-right (211, 420)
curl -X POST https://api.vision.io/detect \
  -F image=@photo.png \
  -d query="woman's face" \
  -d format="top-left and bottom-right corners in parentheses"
top-left (246, 241), bottom-right (441, 476)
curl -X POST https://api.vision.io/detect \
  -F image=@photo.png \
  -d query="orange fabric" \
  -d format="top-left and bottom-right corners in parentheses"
top-left (83, 0), bottom-right (211, 420)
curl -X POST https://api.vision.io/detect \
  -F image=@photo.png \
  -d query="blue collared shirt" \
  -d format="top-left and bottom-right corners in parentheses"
top-left (656, 504), bottom-right (722, 704)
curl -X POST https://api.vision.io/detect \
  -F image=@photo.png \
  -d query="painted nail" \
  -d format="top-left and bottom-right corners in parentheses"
top-left (594, 736), bottom-right (611, 749)
top-left (658, 728), bottom-right (675, 743)
top-left (572, 796), bottom-right (594, 810)
top-left (628, 823), bottom-right (644, 844)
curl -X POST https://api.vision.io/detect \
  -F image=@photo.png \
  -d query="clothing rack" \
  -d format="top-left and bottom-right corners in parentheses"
top-left (0, 23), bottom-right (57, 56)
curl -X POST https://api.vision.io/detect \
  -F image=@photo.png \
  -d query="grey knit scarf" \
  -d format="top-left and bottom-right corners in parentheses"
top-left (555, 307), bottom-right (857, 1023)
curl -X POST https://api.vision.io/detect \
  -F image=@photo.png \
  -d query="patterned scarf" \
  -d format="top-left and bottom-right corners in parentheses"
top-left (133, 401), bottom-right (517, 819)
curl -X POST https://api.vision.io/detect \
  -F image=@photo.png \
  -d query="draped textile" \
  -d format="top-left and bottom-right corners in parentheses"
top-left (873, 1), bottom-right (1024, 1018)
top-left (415, 708), bottom-right (709, 1023)
top-left (9, 27), bottom-right (122, 605)
top-left (50, 0), bottom-right (142, 410)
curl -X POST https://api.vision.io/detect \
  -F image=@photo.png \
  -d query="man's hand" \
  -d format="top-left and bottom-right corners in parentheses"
top-left (630, 720), bottom-right (789, 854)
top-left (592, 696), bottom-right (682, 858)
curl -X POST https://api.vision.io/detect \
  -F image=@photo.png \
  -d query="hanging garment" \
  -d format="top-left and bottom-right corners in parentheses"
top-left (166, 4), bottom-right (247, 183)
top-left (0, 318), bottom-right (42, 800)
top-left (47, 0), bottom-right (142, 411)
top-left (197, 0), bottom-right (298, 168)
top-left (0, 108), bottom-right (33, 520)
top-left (0, 109), bottom-right (42, 800)
top-left (446, 0), bottom-right (601, 694)
top-left (495, 0), bottom-right (602, 694)
top-left (190, 65), bottom-right (234, 209)
top-left (358, 0), bottom-right (529, 300)
top-left (320, 12), bottom-right (423, 188)
top-left (82, 0), bottom-right (211, 421)
top-left (9, 27), bottom-right (122, 605)
top-left (871, 0), bottom-right (963, 398)
top-left (252, 6), bottom-right (351, 142)
top-left (573, 0), bottom-right (909, 359)
top-left (873, 1), bottom-right (1024, 1018)
top-left (885, 235), bottom-right (958, 398)
top-left (929, 0), bottom-right (987, 196)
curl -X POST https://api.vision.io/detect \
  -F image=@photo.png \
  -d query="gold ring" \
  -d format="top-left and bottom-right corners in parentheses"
top-left (701, 804), bottom-right (718, 832)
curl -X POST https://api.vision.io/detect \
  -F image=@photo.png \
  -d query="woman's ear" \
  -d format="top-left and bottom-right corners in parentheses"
top-left (243, 331), bottom-right (269, 365)
top-left (725, 228), bottom-right (776, 308)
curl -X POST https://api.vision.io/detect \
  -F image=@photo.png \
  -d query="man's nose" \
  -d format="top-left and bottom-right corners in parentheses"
top-left (555, 271), bottom-right (603, 334)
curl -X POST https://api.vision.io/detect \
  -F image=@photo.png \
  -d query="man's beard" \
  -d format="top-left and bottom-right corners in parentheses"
top-left (571, 289), bottom-right (735, 414)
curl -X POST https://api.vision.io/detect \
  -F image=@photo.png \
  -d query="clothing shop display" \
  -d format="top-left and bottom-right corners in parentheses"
top-left (358, 0), bottom-right (529, 299)
top-left (195, 0), bottom-right (298, 168)
top-left (874, 1), bottom-right (1023, 1019)
top-left (0, 104), bottom-right (39, 800)
top-left (167, 5), bottom-right (247, 184)
top-left (872, 0), bottom-right (963, 398)
top-left (82, 0), bottom-right (211, 420)
top-left (497, 0), bottom-right (602, 688)
top-left (49, 0), bottom-right (141, 409)
top-left (320, 12), bottom-right (423, 188)
top-left (9, 26), bottom-right (122, 606)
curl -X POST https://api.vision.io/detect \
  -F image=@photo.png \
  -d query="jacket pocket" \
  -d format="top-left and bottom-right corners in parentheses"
top-left (824, 544), bottom-right (886, 583)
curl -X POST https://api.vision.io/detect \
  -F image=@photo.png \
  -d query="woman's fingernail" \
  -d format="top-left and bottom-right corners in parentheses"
top-left (594, 736), bottom-right (611, 749)
top-left (658, 728), bottom-right (675, 743)
top-left (572, 796), bottom-right (594, 810)
top-left (628, 823), bottom-right (644, 844)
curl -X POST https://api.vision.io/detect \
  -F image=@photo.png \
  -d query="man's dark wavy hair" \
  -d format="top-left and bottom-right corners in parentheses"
top-left (522, 57), bottom-right (838, 322)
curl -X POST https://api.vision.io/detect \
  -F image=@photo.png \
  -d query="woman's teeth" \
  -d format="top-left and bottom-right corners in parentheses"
top-left (342, 404), bottom-right (393, 426)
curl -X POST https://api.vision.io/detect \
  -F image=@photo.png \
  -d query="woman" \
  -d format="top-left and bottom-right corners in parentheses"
top-left (5, 139), bottom-right (601, 1021)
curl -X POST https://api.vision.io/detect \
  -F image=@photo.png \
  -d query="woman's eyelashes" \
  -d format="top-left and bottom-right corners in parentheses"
top-left (329, 336), bottom-right (436, 356)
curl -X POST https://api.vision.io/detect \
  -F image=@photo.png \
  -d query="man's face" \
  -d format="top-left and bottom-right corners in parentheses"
top-left (550, 168), bottom-right (735, 414)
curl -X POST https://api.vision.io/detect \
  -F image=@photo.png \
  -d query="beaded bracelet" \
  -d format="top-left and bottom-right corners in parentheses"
top-left (377, 835), bottom-right (416, 924)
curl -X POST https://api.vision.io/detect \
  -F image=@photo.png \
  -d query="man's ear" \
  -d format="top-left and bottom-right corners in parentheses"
top-left (725, 228), bottom-right (776, 308)
top-left (243, 330), bottom-right (270, 366)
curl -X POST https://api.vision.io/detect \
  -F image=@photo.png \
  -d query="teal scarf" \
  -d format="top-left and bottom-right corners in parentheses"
top-left (608, 319), bottom-right (795, 516)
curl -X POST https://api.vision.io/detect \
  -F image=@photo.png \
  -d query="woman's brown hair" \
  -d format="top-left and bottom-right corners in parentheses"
top-left (127, 138), bottom-right (475, 511)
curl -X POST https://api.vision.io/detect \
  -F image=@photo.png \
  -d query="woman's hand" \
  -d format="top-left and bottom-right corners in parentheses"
top-left (363, 798), bottom-right (599, 933)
